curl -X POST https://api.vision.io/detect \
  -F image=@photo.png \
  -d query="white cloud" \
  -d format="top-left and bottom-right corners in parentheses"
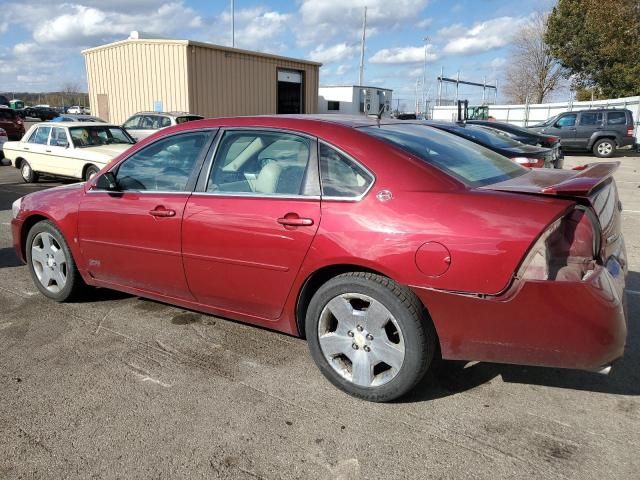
top-left (209, 7), bottom-right (291, 52)
top-left (416, 18), bottom-right (433, 29)
top-left (296, 0), bottom-right (429, 46)
top-left (335, 64), bottom-right (351, 76)
top-left (369, 45), bottom-right (438, 64)
top-left (490, 57), bottom-right (507, 68)
top-left (32, 2), bottom-right (202, 46)
top-left (0, 22), bottom-right (8, 33)
top-left (441, 16), bottom-right (530, 55)
top-left (309, 43), bottom-right (358, 64)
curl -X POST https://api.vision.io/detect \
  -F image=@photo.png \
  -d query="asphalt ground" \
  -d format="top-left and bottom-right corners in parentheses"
top-left (0, 152), bottom-right (639, 479)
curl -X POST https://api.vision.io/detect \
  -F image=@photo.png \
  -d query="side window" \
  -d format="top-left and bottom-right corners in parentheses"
top-left (607, 112), bottom-right (627, 125)
top-left (50, 128), bottom-right (69, 147)
top-left (115, 132), bottom-right (209, 192)
top-left (30, 127), bottom-right (51, 145)
top-left (140, 115), bottom-right (158, 129)
top-left (160, 116), bottom-right (172, 128)
top-left (123, 116), bottom-right (141, 129)
top-left (556, 114), bottom-right (577, 128)
top-left (208, 131), bottom-right (312, 195)
top-left (579, 112), bottom-right (603, 126)
top-left (319, 143), bottom-right (373, 198)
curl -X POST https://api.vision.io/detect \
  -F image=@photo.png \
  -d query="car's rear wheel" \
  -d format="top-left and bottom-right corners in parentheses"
top-left (20, 160), bottom-right (38, 183)
top-left (306, 272), bottom-right (436, 402)
top-left (593, 138), bottom-right (615, 158)
top-left (84, 165), bottom-right (100, 181)
top-left (26, 220), bottom-right (85, 302)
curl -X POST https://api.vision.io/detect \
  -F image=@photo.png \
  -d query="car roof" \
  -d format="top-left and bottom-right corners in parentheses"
top-left (131, 111), bottom-right (204, 117)
top-left (31, 122), bottom-right (122, 128)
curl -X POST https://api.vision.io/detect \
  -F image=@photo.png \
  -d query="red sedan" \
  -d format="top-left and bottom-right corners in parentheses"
top-left (10, 116), bottom-right (628, 402)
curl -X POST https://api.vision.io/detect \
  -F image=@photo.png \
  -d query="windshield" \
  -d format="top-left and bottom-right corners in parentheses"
top-left (362, 124), bottom-right (526, 187)
top-left (70, 126), bottom-right (135, 147)
top-left (532, 115), bottom-right (559, 127)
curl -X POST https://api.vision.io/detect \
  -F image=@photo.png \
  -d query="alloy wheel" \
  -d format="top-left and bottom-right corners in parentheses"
top-left (598, 142), bottom-right (613, 156)
top-left (317, 293), bottom-right (405, 387)
top-left (30, 232), bottom-right (68, 293)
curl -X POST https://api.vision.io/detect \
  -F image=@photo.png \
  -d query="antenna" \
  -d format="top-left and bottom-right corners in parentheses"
top-left (358, 6), bottom-right (367, 86)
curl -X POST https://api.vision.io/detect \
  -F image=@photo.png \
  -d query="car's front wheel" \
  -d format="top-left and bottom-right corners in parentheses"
top-left (306, 272), bottom-right (436, 402)
top-left (26, 220), bottom-right (85, 302)
top-left (20, 160), bottom-right (39, 183)
top-left (593, 138), bottom-right (616, 158)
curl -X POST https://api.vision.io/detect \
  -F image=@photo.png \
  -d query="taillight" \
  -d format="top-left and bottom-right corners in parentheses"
top-left (512, 156), bottom-right (544, 168)
top-left (627, 128), bottom-right (634, 137)
top-left (517, 208), bottom-right (598, 282)
top-left (545, 136), bottom-right (559, 143)
top-left (17, 118), bottom-right (23, 125)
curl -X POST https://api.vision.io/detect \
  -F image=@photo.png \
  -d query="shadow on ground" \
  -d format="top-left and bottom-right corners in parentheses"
top-left (0, 247), bottom-right (22, 268)
top-left (404, 270), bottom-right (640, 403)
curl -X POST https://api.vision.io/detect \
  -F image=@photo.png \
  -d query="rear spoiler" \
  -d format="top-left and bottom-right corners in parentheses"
top-left (481, 162), bottom-right (620, 197)
top-left (541, 162), bottom-right (619, 195)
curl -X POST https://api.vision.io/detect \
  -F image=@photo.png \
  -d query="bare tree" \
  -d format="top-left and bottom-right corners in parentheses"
top-left (61, 82), bottom-right (82, 94)
top-left (503, 13), bottom-right (563, 104)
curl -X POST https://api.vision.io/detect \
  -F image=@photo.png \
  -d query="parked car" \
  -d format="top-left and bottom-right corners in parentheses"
top-left (0, 107), bottom-right (26, 140)
top-left (22, 106), bottom-right (59, 121)
top-left (467, 120), bottom-right (563, 168)
top-left (528, 109), bottom-right (636, 158)
top-left (0, 95), bottom-right (9, 107)
top-left (425, 121), bottom-right (556, 168)
top-left (0, 127), bottom-right (8, 158)
top-left (52, 114), bottom-right (105, 123)
top-left (66, 106), bottom-right (90, 115)
top-left (123, 111), bottom-right (205, 140)
top-left (3, 122), bottom-right (135, 182)
top-left (9, 116), bottom-right (628, 402)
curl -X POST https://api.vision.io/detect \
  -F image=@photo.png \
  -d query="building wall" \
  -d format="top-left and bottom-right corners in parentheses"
top-left (84, 40), bottom-right (190, 124)
top-left (188, 44), bottom-right (319, 117)
top-left (318, 86), bottom-right (393, 116)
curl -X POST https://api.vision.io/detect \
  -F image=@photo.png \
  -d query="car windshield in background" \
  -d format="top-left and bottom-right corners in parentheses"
top-left (69, 126), bottom-right (135, 148)
top-left (362, 124), bottom-right (526, 187)
top-left (176, 115), bottom-right (205, 124)
top-left (451, 125), bottom-right (527, 149)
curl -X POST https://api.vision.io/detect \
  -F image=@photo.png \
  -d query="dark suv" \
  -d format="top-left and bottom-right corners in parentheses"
top-left (528, 109), bottom-right (636, 158)
top-left (0, 107), bottom-right (26, 140)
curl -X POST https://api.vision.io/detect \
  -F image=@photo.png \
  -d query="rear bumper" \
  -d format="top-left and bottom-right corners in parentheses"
top-left (413, 259), bottom-right (627, 371)
top-left (619, 136), bottom-right (635, 148)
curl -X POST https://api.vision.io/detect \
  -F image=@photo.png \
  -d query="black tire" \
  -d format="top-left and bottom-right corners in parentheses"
top-left (26, 220), bottom-right (86, 302)
top-left (20, 160), bottom-right (39, 183)
top-left (84, 164), bottom-right (100, 181)
top-left (305, 272), bottom-right (436, 402)
top-left (592, 138), bottom-right (616, 158)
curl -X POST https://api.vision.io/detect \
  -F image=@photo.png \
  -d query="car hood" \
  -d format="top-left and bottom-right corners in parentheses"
top-left (73, 144), bottom-right (132, 162)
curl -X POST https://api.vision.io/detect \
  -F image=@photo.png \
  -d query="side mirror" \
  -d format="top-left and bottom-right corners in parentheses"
top-left (95, 171), bottom-right (118, 191)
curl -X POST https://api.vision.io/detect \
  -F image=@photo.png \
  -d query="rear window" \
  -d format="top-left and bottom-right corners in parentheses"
top-left (176, 115), bottom-right (204, 124)
top-left (362, 124), bottom-right (526, 187)
top-left (0, 109), bottom-right (17, 120)
top-left (450, 125), bottom-right (526, 149)
top-left (607, 111), bottom-right (627, 125)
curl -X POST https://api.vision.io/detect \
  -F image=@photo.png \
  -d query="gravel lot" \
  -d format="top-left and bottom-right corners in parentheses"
top-left (0, 153), bottom-right (638, 479)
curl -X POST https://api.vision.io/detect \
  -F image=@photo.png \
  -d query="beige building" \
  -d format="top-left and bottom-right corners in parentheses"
top-left (82, 38), bottom-right (321, 124)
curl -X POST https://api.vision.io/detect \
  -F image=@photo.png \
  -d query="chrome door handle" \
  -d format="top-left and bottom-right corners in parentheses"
top-left (149, 207), bottom-right (176, 217)
top-left (23, 147), bottom-right (29, 150)
top-left (277, 215), bottom-right (314, 227)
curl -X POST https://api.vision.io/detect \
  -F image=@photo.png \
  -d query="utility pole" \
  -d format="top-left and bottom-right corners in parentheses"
top-left (437, 66), bottom-right (443, 106)
top-left (422, 36), bottom-right (429, 116)
top-left (231, 0), bottom-right (235, 47)
top-left (358, 6), bottom-right (367, 86)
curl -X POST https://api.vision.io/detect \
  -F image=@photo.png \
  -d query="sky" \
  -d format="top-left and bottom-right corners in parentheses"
top-left (0, 0), bottom-right (560, 111)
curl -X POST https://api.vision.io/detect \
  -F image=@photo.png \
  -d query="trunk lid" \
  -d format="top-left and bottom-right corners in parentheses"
top-left (481, 162), bottom-right (625, 264)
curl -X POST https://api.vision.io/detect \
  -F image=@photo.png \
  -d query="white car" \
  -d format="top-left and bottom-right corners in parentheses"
top-left (2, 122), bottom-right (136, 182)
top-left (123, 111), bottom-right (203, 140)
top-left (66, 106), bottom-right (85, 114)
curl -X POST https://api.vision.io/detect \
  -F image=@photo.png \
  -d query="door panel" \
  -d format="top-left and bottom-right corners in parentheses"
top-left (182, 196), bottom-right (319, 319)
top-left (78, 192), bottom-right (192, 298)
top-left (182, 128), bottom-right (320, 320)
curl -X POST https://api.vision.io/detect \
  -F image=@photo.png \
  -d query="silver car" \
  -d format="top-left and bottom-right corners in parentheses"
top-left (122, 111), bottom-right (204, 141)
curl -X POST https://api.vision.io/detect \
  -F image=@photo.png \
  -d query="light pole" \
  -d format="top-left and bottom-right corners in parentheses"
top-left (422, 36), bottom-right (429, 117)
top-left (231, 0), bottom-right (235, 48)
